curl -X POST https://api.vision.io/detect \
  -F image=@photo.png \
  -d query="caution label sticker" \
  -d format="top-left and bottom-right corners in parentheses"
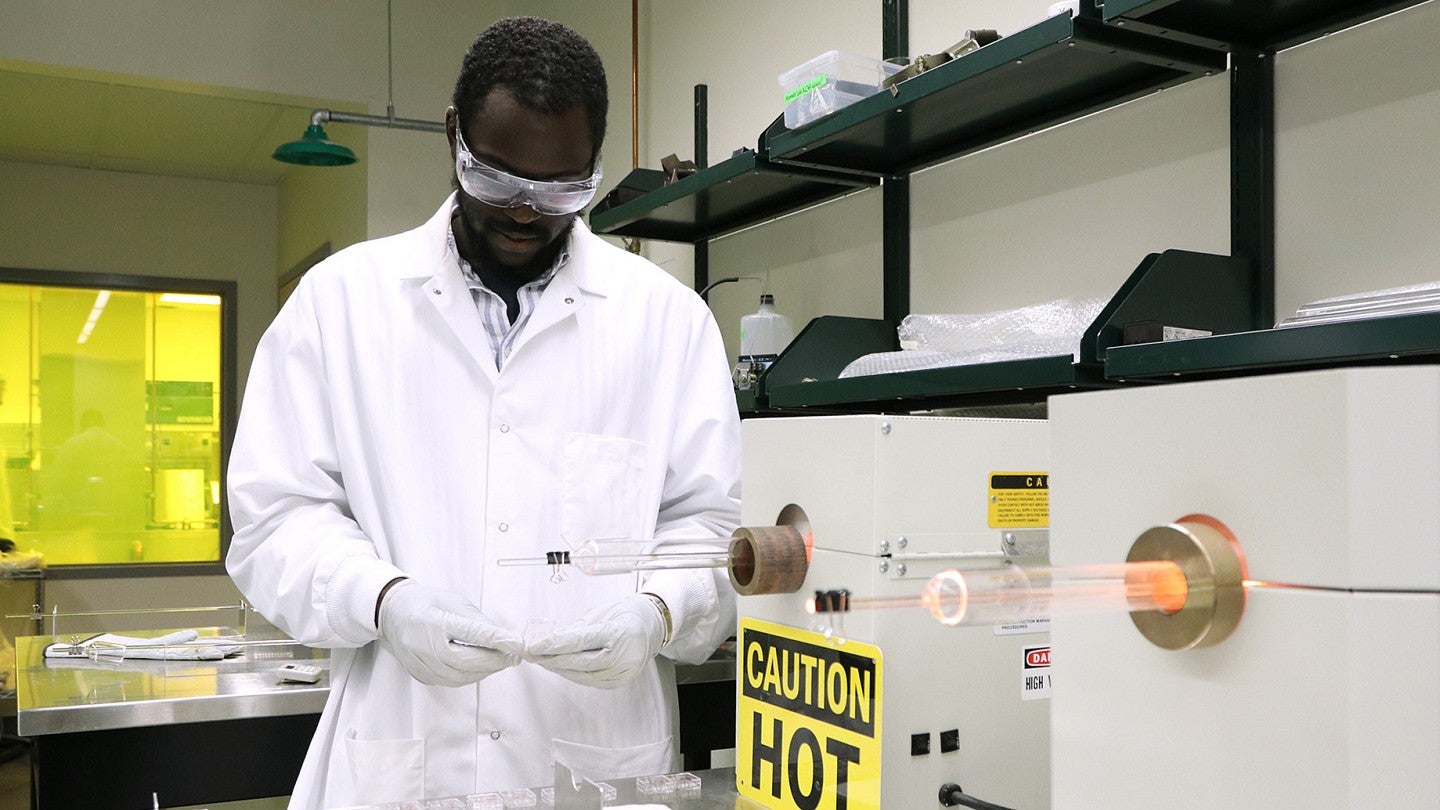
top-left (1021, 645), bottom-right (1052, 701)
top-left (988, 472), bottom-right (1050, 528)
top-left (737, 617), bottom-right (883, 810)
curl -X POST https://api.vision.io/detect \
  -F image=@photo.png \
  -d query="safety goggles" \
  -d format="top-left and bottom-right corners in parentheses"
top-left (454, 125), bottom-right (602, 216)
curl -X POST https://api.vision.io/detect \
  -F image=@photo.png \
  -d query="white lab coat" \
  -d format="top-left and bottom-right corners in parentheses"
top-left (227, 196), bottom-right (741, 809)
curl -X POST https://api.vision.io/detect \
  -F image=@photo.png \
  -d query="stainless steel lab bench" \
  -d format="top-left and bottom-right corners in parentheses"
top-left (15, 629), bottom-right (737, 808)
top-left (16, 627), bottom-right (326, 808)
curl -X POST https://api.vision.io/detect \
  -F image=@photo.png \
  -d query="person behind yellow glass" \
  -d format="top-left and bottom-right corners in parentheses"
top-left (50, 408), bottom-right (137, 530)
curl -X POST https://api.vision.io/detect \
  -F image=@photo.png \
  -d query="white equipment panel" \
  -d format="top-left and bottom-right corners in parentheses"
top-left (1049, 367), bottom-right (1440, 809)
top-left (738, 414), bottom-right (1051, 810)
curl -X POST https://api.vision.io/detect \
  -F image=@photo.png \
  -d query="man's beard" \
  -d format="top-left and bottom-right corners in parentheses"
top-left (457, 204), bottom-right (574, 284)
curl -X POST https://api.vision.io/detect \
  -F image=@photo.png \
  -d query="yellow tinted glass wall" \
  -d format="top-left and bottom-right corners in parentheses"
top-left (0, 278), bottom-right (227, 567)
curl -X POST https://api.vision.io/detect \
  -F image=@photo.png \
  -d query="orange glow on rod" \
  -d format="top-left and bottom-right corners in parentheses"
top-left (808, 560), bottom-right (1193, 627)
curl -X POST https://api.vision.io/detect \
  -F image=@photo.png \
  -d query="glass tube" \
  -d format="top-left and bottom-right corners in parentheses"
top-left (807, 560), bottom-right (1190, 627)
top-left (495, 538), bottom-right (731, 575)
top-left (921, 561), bottom-right (1189, 626)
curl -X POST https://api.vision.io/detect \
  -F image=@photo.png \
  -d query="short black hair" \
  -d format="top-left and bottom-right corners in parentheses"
top-left (453, 17), bottom-right (608, 163)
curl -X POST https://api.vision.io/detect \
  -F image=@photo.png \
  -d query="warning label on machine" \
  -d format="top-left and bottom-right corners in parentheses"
top-left (988, 472), bottom-right (1050, 528)
top-left (1021, 645), bottom-right (1052, 701)
top-left (737, 618), bottom-right (883, 810)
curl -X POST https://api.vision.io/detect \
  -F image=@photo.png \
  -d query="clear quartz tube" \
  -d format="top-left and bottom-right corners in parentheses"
top-left (570, 540), bottom-right (730, 575)
top-left (807, 561), bottom-right (1190, 627)
top-left (921, 561), bottom-right (1190, 626)
top-left (495, 538), bottom-right (731, 575)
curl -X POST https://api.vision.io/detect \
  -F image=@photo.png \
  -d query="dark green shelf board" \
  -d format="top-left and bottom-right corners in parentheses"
top-left (764, 14), bottom-right (1225, 177)
top-left (763, 355), bottom-right (1121, 412)
top-left (587, 151), bottom-right (874, 243)
top-left (1104, 0), bottom-right (1430, 51)
top-left (1105, 311), bottom-right (1440, 380)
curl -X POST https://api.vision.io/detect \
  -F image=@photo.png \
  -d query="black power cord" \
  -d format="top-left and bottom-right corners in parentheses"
top-left (938, 783), bottom-right (1020, 810)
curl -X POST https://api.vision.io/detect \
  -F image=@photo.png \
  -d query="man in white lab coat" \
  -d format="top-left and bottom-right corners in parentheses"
top-left (227, 17), bottom-right (740, 808)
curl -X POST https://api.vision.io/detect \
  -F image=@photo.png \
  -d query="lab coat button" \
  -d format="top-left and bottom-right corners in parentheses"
top-left (499, 424), bottom-right (510, 433)
top-left (498, 523), bottom-right (509, 532)
top-left (489, 730), bottom-right (502, 740)
top-left (565, 297), bottom-right (574, 304)
top-left (431, 288), bottom-right (442, 295)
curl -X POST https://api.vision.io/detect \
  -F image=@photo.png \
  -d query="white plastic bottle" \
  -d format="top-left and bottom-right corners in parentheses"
top-left (739, 293), bottom-right (795, 366)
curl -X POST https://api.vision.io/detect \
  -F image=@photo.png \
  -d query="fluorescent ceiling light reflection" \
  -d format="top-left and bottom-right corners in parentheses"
top-left (159, 293), bottom-right (222, 306)
top-left (76, 290), bottom-right (110, 344)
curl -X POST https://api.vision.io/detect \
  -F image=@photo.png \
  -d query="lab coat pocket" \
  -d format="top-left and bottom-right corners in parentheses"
top-left (560, 433), bottom-right (648, 548)
top-left (344, 728), bottom-right (424, 804)
top-left (551, 735), bottom-right (675, 784)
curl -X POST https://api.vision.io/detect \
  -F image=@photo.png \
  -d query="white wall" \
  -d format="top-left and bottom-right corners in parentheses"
top-left (1274, 3), bottom-right (1440, 315)
top-left (639, 0), bottom-right (1440, 363)
top-left (0, 1), bottom-right (634, 609)
top-left (0, 160), bottom-right (277, 395)
top-left (0, 0), bottom-right (634, 242)
top-left (0, 159), bottom-right (277, 608)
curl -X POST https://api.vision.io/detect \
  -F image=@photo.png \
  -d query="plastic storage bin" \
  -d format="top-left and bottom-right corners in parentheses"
top-left (779, 50), bottom-right (903, 129)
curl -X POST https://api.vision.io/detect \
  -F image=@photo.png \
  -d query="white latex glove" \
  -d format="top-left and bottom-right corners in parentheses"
top-left (524, 594), bottom-right (666, 689)
top-left (378, 579), bottom-right (524, 687)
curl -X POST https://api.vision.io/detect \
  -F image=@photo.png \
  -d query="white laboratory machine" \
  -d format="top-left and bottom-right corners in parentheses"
top-left (734, 414), bottom-right (1052, 810)
top-left (1048, 366), bottom-right (1440, 809)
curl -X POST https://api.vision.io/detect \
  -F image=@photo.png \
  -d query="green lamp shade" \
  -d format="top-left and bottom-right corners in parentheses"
top-left (272, 123), bottom-right (357, 166)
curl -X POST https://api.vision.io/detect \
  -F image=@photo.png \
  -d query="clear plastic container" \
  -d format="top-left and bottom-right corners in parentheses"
top-left (778, 50), bottom-right (903, 129)
top-left (636, 774), bottom-right (677, 796)
top-left (739, 294), bottom-right (795, 361)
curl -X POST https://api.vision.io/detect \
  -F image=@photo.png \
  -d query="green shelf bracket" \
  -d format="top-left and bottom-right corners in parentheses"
top-left (1081, 250), bottom-right (1257, 364)
top-left (758, 316), bottom-right (900, 394)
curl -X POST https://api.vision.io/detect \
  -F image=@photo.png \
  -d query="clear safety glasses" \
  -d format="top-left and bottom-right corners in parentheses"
top-left (454, 125), bottom-right (602, 216)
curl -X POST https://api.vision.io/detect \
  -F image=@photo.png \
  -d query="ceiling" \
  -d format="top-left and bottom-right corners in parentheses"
top-left (0, 63), bottom-right (338, 186)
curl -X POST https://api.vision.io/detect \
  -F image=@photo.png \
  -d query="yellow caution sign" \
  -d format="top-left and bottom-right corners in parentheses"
top-left (988, 471), bottom-right (1049, 528)
top-left (736, 618), bottom-right (883, 810)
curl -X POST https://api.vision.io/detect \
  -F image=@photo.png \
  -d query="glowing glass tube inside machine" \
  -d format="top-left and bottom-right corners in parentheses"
top-left (807, 560), bottom-right (1188, 626)
top-left (809, 516), bottom-right (1248, 650)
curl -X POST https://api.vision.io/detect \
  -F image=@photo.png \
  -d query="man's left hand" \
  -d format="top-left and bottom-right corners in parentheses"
top-left (524, 594), bottom-right (666, 688)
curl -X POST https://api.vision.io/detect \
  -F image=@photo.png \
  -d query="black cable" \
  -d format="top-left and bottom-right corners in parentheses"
top-left (938, 783), bottom-right (1020, 810)
top-left (698, 276), bottom-right (742, 298)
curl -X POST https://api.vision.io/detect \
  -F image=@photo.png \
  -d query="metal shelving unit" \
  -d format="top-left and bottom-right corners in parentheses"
top-left (763, 12), bottom-right (1224, 177)
top-left (1104, 0), bottom-right (1431, 51)
top-left (756, 251), bottom-right (1254, 412)
top-left (593, 0), bottom-right (1440, 415)
top-left (1106, 311), bottom-right (1440, 381)
top-left (588, 150), bottom-right (875, 242)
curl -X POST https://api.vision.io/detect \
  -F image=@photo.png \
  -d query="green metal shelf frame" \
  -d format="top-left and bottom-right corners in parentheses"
top-left (589, 1), bottom-right (1440, 413)
top-left (762, 12), bottom-right (1226, 177)
top-left (587, 149), bottom-right (876, 243)
top-left (1106, 310), bottom-right (1440, 381)
top-left (1104, 0), bottom-right (1432, 51)
top-left (749, 250), bottom-right (1253, 413)
top-left (763, 350), bottom-right (1120, 413)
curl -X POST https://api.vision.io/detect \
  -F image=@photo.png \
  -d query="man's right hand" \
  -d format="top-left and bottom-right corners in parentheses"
top-left (377, 579), bottom-right (523, 687)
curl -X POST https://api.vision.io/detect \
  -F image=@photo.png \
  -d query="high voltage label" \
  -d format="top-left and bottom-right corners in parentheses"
top-left (737, 618), bottom-right (883, 810)
top-left (988, 471), bottom-right (1049, 528)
